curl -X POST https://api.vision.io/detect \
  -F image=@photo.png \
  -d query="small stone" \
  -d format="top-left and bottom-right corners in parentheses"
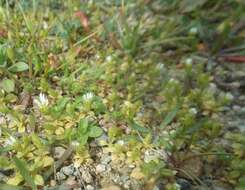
top-left (239, 95), bottom-right (245, 101)
top-left (62, 165), bottom-right (75, 176)
top-left (86, 185), bottom-right (95, 190)
top-left (96, 133), bottom-right (109, 146)
top-left (130, 168), bottom-right (145, 180)
top-left (121, 175), bottom-right (129, 182)
top-left (232, 105), bottom-right (241, 111)
top-left (123, 180), bottom-right (131, 189)
top-left (65, 176), bottom-right (77, 186)
top-left (0, 172), bottom-right (7, 182)
top-left (50, 180), bottom-right (56, 187)
top-left (81, 170), bottom-right (93, 183)
top-left (101, 185), bottom-right (121, 190)
top-left (56, 172), bottom-right (66, 181)
top-left (96, 164), bottom-right (106, 173)
top-left (112, 174), bottom-right (121, 184)
top-left (177, 178), bottom-right (191, 190)
top-left (101, 154), bottom-right (112, 164)
top-left (54, 146), bottom-right (66, 159)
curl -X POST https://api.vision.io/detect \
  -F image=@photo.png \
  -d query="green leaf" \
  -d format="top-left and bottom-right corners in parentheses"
top-left (78, 118), bottom-right (89, 134)
top-left (0, 156), bottom-right (11, 168)
top-left (88, 125), bottom-right (103, 138)
top-left (34, 174), bottom-right (44, 186)
top-left (13, 157), bottom-right (36, 190)
top-left (78, 133), bottom-right (89, 145)
top-left (0, 79), bottom-right (15, 93)
top-left (160, 168), bottom-right (174, 177)
top-left (130, 121), bottom-right (150, 133)
top-left (186, 118), bottom-right (208, 134)
top-left (0, 47), bottom-right (7, 68)
top-left (160, 105), bottom-right (179, 128)
top-left (0, 184), bottom-right (24, 190)
top-left (8, 62), bottom-right (29, 72)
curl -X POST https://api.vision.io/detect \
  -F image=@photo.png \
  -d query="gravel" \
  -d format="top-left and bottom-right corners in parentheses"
top-left (96, 164), bottom-right (106, 173)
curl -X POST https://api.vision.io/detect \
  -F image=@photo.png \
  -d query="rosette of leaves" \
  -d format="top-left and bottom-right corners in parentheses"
top-left (74, 118), bottom-right (103, 145)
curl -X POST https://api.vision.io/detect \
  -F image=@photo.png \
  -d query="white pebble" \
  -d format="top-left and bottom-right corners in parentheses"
top-left (96, 164), bottom-right (106, 173)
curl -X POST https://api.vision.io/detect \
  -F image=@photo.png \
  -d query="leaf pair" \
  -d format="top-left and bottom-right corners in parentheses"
top-left (77, 118), bottom-right (103, 145)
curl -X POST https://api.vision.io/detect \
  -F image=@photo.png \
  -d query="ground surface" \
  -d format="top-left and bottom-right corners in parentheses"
top-left (0, 1), bottom-right (244, 190)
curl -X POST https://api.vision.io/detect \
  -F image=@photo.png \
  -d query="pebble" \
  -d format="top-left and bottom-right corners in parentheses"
top-left (123, 180), bottom-right (130, 189)
top-left (101, 154), bottom-right (112, 165)
top-left (177, 178), bottom-right (191, 190)
top-left (56, 172), bottom-right (66, 181)
top-left (238, 95), bottom-right (245, 101)
top-left (62, 165), bottom-right (75, 176)
top-left (112, 174), bottom-right (121, 184)
top-left (54, 146), bottom-right (66, 159)
top-left (65, 176), bottom-right (77, 186)
top-left (0, 173), bottom-right (7, 182)
top-left (96, 133), bottom-right (109, 146)
top-left (232, 105), bottom-right (241, 111)
top-left (101, 185), bottom-right (121, 190)
top-left (86, 185), bottom-right (95, 190)
top-left (96, 164), bottom-right (106, 173)
top-left (81, 170), bottom-right (93, 183)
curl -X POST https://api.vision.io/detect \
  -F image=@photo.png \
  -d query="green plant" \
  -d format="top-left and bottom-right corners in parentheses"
top-left (74, 118), bottom-right (103, 145)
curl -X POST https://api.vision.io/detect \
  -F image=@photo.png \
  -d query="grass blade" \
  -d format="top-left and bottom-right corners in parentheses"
top-left (160, 105), bottom-right (179, 128)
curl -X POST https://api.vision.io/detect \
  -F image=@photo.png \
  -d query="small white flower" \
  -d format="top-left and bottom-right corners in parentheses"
top-left (82, 92), bottom-right (94, 102)
top-left (189, 108), bottom-right (198, 115)
top-left (105, 55), bottom-right (112, 62)
top-left (43, 21), bottom-right (48, 29)
top-left (189, 27), bottom-right (198, 35)
top-left (34, 93), bottom-right (49, 108)
top-left (4, 136), bottom-right (16, 147)
top-left (169, 78), bottom-right (178, 84)
top-left (185, 58), bottom-right (193, 65)
top-left (157, 62), bottom-right (165, 70)
top-left (71, 141), bottom-right (80, 147)
top-left (116, 140), bottom-right (125, 146)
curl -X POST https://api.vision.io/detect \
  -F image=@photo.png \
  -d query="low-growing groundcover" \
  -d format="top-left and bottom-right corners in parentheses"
top-left (0, 0), bottom-right (244, 189)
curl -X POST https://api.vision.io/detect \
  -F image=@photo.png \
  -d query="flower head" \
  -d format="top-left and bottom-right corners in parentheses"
top-left (185, 58), bottom-right (193, 65)
top-left (82, 92), bottom-right (94, 102)
top-left (106, 55), bottom-right (112, 62)
top-left (34, 93), bottom-right (49, 109)
top-left (189, 108), bottom-right (198, 115)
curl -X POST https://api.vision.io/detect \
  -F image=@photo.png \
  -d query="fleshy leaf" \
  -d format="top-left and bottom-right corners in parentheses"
top-left (88, 125), bottom-right (103, 138)
top-left (8, 62), bottom-right (29, 72)
top-left (0, 79), bottom-right (15, 93)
